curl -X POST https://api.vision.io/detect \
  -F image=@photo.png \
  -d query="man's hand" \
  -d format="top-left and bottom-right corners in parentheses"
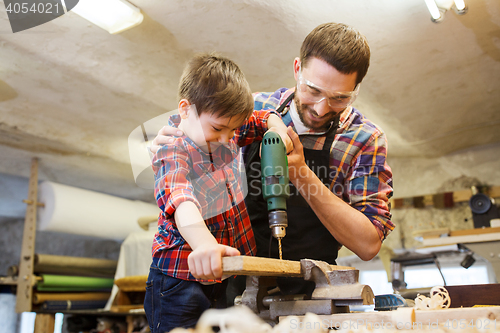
top-left (286, 126), bottom-right (307, 182)
top-left (150, 126), bottom-right (184, 154)
top-left (187, 243), bottom-right (240, 280)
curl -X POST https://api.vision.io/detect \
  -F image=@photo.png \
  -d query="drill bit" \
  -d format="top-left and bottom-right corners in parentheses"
top-left (278, 238), bottom-right (283, 260)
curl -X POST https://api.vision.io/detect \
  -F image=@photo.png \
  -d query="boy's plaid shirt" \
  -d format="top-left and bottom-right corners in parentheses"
top-left (253, 88), bottom-right (395, 240)
top-left (151, 110), bottom-right (276, 282)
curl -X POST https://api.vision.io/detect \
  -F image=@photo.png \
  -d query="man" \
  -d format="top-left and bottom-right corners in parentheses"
top-left (150, 23), bottom-right (394, 293)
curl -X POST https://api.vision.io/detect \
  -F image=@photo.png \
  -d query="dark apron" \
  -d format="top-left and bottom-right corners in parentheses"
top-left (242, 93), bottom-right (341, 295)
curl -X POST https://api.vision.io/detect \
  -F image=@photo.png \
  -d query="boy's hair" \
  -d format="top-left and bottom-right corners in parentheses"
top-left (300, 23), bottom-right (370, 86)
top-left (179, 53), bottom-right (254, 120)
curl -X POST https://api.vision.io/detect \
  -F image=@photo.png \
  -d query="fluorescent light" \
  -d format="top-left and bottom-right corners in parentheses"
top-left (70, 0), bottom-right (143, 34)
top-left (454, 0), bottom-right (466, 10)
top-left (425, 0), bottom-right (442, 21)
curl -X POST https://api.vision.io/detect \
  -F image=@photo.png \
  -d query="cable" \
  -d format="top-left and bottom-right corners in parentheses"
top-left (434, 257), bottom-right (447, 286)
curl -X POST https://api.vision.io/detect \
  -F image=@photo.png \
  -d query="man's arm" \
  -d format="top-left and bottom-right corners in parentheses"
top-left (174, 202), bottom-right (240, 280)
top-left (285, 127), bottom-right (382, 261)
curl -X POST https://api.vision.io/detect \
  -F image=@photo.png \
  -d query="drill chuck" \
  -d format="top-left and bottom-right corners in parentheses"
top-left (269, 210), bottom-right (288, 239)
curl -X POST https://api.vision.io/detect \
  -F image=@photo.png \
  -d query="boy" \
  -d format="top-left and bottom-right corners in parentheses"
top-left (144, 54), bottom-right (291, 332)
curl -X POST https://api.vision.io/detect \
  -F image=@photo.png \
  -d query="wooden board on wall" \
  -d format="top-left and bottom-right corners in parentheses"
top-left (392, 185), bottom-right (500, 209)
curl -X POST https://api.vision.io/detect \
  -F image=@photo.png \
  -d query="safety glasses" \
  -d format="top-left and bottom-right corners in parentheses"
top-left (297, 69), bottom-right (360, 109)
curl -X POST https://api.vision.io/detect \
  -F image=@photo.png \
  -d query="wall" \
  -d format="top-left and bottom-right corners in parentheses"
top-left (388, 142), bottom-right (500, 199)
top-left (385, 142), bottom-right (500, 250)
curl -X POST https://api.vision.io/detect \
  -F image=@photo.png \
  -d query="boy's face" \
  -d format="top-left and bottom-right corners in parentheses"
top-left (182, 105), bottom-right (246, 152)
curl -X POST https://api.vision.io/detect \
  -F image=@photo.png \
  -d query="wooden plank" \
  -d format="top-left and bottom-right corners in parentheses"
top-left (422, 232), bottom-right (500, 247)
top-left (413, 228), bottom-right (449, 239)
top-left (0, 276), bottom-right (17, 285)
top-left (16, 158), bottom-right (39, 313)
top-left (294, 306), bottom-right (500, 328)
top-left (221, 256), bottom-right (354, 277)
top-left (34, 313), bottom-right (55, 333)
top-left (423, 195), bottom-right (434, 207)
top-left (489, 186), bottom-right (500, 199)
top-left (453, 189), bottom-right (472, 203)
top-left (445, 284), bottom-right (500, 307)
top-left (450, 227), bottom-right (500, 237)
top-left (110, 304), bottom-right (144, 312)
top-left (223, 256), bottom-right (302, 276)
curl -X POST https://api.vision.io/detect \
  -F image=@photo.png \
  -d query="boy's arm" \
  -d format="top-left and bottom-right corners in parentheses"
top-left (175, 202), bottom-right (240, 280)
top-left (235, 111), bottom-right (293, 153)
top-left (267, 114), bottom-right (293, 153)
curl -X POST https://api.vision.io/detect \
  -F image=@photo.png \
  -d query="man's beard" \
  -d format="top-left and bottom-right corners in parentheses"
top-left (294, 95), bottom-right (342, 132)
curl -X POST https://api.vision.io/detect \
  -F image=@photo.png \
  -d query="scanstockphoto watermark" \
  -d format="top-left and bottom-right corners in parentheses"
top-left (247, 160), bottom-right (380, 200)
top-left (3, 0), bottom-right (79, 33)
top-left (289, 318), bottom-right (498, 331)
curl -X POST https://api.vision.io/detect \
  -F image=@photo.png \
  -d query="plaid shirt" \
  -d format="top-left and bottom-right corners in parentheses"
top-left (152, 110), bottom-right (275, 281)
top-left (254, 88), bottom-right (395, 240)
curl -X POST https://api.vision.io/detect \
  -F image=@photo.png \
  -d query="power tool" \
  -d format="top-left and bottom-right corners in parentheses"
top-left (260, 131), bottom-right (290, 259)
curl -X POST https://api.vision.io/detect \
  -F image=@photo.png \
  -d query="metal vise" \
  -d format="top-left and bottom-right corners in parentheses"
top-left (236, 259), bottom-right (374, 322)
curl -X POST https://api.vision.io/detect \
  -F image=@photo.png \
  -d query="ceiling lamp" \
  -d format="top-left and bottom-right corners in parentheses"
top-left (69, 0), bottom-right (144, 34)
top-left (424, 0), bottom-right (468, 23)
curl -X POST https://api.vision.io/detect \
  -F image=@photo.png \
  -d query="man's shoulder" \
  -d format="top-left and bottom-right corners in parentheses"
top-left (348, 107), bottom-right (385, 137)
top-left (253, 88), bottom-right (289, 111)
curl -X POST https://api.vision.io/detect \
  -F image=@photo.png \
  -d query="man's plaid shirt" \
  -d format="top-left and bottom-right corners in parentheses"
top-left (253, 88), bottom-right (395, 240)
top-left (151, 111), bottom-right (275, 281)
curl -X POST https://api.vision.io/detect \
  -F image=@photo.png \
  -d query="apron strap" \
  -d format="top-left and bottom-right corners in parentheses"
top-left (276, 92), bottom-right (295, 115)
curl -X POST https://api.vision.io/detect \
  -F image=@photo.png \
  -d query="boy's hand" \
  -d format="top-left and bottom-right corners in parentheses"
top-left (150, 126), bottom-right (184, 154)
top-left (267, 126), bottom-right (293, 154)
top-left (187, 243), bottom-right (240, 280)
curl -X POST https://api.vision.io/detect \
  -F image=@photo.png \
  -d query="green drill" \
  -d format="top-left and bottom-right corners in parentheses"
top-left (261, 131), bottom-right (290, 259)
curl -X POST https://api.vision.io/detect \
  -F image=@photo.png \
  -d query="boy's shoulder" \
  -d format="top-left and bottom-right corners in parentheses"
top-left (153, 136), bottom-right (191, 164)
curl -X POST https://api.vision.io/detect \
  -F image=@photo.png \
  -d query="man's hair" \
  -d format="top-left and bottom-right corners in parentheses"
top-left (300, 23), bottom-right (370, 86)
top-left (178, 53), bottom-right (254, 120)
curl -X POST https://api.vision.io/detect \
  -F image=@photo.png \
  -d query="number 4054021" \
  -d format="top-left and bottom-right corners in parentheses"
top-left (5, 2), bottom-right (62, 14)
top-left (444, 319), bottom-right (497, 330)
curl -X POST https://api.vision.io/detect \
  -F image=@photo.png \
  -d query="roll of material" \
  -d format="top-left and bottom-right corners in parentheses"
top-left (33, 292), bottom-right (111, 304)
top-left (42, 300), bottom-right (108, 311)
top-left (34, 254), bottom-right (117, 277)
top-left (37, 275), bottom-right (114, 292)
top-left (37, 181), bottom-right (159, 240)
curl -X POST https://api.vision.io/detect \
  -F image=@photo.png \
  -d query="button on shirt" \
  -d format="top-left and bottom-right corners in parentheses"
top-left (151, 111), bottom-right (276, 282)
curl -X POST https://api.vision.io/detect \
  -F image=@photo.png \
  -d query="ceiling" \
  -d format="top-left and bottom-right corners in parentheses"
top-left (0, 0), bottom-right (499, 204)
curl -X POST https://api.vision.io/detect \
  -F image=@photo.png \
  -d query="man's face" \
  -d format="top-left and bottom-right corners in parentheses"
top-left (294, 57), bottom-right (358, 131)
